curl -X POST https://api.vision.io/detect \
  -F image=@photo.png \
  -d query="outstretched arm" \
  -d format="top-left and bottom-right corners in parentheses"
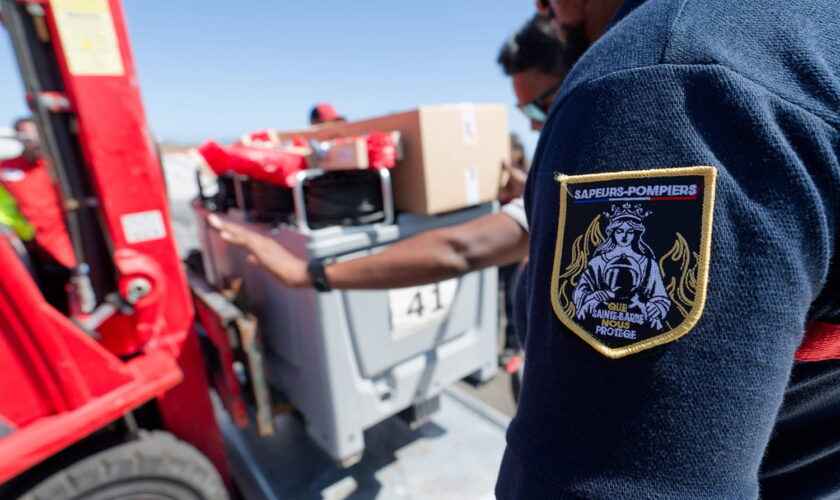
top-left (207, 211), bottom-right (528, 290)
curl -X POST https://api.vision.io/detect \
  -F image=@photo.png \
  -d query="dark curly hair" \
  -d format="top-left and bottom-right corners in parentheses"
top-left (497, 14), bottom-right (569, 78)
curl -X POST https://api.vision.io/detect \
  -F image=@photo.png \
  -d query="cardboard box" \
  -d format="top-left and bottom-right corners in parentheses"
top-left (319, 137), bottom-right (369, 170)
top-left (277, 103), bottom-right (509, 214)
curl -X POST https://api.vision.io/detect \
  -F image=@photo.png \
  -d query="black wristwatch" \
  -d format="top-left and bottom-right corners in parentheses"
top-left (307, 259), bottom-right (331, 292)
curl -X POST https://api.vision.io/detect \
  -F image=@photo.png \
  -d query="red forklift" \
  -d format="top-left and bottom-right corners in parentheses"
top-left (0, 1), bottom-right (509, 498)
top-left (0, 0), bottom-right (234, 497)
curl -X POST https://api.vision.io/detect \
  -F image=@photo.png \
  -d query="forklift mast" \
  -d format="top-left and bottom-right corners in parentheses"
top-left (0, 0), bottom-right (227, 485)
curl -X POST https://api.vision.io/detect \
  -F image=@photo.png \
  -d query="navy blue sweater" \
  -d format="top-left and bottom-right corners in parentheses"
top-left (498, 0), bottom-right (839, 498)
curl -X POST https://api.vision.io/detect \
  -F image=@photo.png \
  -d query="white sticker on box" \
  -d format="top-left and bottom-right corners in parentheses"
top-left (464, 165), bottom-right (480, 206)
top-left (460, 103), bottom-right (478, 145)
top-left (121, 210), bottom-right (167, 244)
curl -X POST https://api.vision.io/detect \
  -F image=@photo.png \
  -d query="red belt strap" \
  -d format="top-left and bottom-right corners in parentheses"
top-left (795, 322), bottom-right (840, 362)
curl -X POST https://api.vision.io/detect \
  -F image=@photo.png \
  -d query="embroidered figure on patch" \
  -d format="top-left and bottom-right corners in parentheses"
top-left (551, 166), bottom-right (717, 358)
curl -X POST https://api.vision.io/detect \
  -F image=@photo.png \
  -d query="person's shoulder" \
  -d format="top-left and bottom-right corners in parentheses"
top-left (664, 0), bottom-right (840, 122)
top-left (560, 0), bottom-right (840, 126)
top-left (557, 0), bottom-right (683, 93)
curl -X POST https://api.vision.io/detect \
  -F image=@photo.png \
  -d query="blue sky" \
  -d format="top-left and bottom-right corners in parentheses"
top-left (0, 1), bottom-right (539, 157)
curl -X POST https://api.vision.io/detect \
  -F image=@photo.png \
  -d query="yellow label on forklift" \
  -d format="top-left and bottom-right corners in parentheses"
top-left (51, 0), bottom-right (125, 76)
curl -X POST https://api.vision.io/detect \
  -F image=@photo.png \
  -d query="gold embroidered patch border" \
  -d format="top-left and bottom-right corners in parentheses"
top-left (550, 166), bottom-right (717, 358)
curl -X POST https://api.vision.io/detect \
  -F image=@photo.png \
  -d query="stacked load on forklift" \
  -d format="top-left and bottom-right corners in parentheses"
top-left (191, 110), bottom-right (503, 463)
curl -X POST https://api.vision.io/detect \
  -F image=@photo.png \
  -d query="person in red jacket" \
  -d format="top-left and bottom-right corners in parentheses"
top-left (0, 117), bottom-right (75, 308)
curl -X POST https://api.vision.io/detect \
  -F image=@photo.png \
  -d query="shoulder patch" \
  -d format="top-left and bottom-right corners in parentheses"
top-left (551, 166), bottom-right (717, 358)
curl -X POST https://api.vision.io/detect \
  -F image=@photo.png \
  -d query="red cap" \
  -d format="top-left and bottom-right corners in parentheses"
top-left (311, 103), bottom-right (344, 124)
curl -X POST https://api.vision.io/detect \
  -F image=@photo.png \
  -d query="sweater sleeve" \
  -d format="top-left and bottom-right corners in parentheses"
top-left (499, 63), bottom-right (838, 499)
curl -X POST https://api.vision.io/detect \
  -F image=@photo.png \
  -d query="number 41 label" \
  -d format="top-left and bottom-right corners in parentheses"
top-left (388, 279), bottom-right (458, 339)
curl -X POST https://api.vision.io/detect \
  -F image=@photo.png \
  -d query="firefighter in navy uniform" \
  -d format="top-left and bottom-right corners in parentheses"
top-left (496, 0), bottom-right (840, 498)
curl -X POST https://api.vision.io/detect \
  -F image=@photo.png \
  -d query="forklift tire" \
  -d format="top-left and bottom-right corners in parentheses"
top-left (19, 431), bottom-right (228, 500)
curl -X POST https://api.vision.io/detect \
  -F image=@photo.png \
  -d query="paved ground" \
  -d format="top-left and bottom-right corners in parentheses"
top-left (456, 371), bottom-right (516, 418)
top-left (456, 286), bottom-right (519, 419)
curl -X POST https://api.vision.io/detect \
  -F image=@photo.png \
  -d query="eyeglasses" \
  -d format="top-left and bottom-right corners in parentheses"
top-left (517, 81), bottom-right (562, 123)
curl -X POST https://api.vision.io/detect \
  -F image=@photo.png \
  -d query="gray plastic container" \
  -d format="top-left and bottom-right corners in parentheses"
top-left (195, 202), bottom-right (499, 463)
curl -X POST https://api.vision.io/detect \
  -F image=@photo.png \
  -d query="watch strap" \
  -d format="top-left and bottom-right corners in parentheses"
top-left (308, 259), bottom-right (331, 292)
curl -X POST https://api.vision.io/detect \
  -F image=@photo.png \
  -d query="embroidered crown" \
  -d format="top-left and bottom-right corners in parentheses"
top-left (604, 203), bottom-right (652, 222)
